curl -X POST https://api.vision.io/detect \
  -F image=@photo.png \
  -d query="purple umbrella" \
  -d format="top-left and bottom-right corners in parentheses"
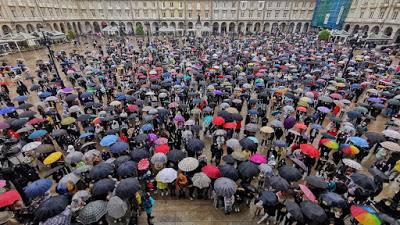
top-left (284, 116), bottom-right (296, 129)
top-left (61, 87), bottom-right (74, 94)
top-left (317, 106), bottom-right (331, 113)
top-left (148, 133), bottom-right (158, 142)
top-left (367, 97), bottom-right (383, 103)
top-left (0, 121), bottom-right (10, 129)
top-left (214, 90), bottom-right (222, 95)
top-left (173, 115), bottom-right (185, 122)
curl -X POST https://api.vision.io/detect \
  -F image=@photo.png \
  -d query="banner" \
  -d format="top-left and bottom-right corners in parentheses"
top-left (311, 0), bottom-right (353, 30)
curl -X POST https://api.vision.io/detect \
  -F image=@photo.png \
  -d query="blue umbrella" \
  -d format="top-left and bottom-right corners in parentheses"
top-left (110, 142), bottom-right (129, 154)
top-left (89, 163), bottom-right (114, 181)
top-left (367, 97), bottom-right (383, 103)
top-left (274, 140), bottom-right (287, 147)
top-left (28, 129), bottom-right (48, 139)
top-left (92, 178), bottom-right (116, 196)
top-left (116, 161), bottom-right (137, 177)
top-left (248, 109), bottom-right (258, 115)
top-left (81, 92), bottom-right (93, 98)
top-left (38, 92), bottom-right (52, 98)
top-left (310, 124), bottom-right (323, 130)
top-left (116, 94), bottom-right (126, 101)
top-left (79, 132), bottom-right (94, 139)
top-left (100, 135), bottom-right (118, 147)
top-left (141, 123), bottom-right (154, 132)
top-left (349, 136), bottom-right (369, 148)
top-left (24, 179), bottom-right (52, 199)
top-left (0, 106), bottom-right (16, 115)
top-left (13, 95), bottom-right (28, 102)
top-left (351, 83), bottom-right (361, 89)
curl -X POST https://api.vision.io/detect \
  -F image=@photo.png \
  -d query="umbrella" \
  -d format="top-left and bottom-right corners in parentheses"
top-left (178, 157), bottom-right (199, 172)
top-left (249, 153), bottom-right (267, 164)
top-left (65, 151), bottom-right (84, 164)
top-left (89, 163), bottom-right (114, 181)
top-left (192, 172), bottom-right (211, 189)
top-left (155, 144), bottom-right (170, 154)
top-left (300, 201), bottom-right (327, 224)
top-left (382, 129), bottom-right (400, 139)
top-left (317, 106), bottom-right (330, 113)
top-left (222, 154), bottom-right (235, 165)
top-left (24, 178), bottom-right (52, 199)
top-left (349, 137), bottom-right (369, 148)
top-left (21, 141), bottom-right (42, 152)
top-left (113, 155), bottom-right (131, 167)
top-left (78, 200), bottom-right (107, 225)
top-left (351, 173), bottom-right (377, 191)
top-left (0, 190), bottom-right (21, 208)
top-left (130, 149), bottom-right (150, 162)
top-left (151, 153), bottom-right (168, 164)
top-left (368, 167), bottom-right (389, 183)
top-left (299, 144), bottom-right (320, 158)
top-left (290, 157), bottom-right (307, 171)
top-left (319, 139), bottom-right (339, 150)
top-left (269, 176), bottom-right (290, 191)
top-left (342, 158), bottom-right (363, 170)
top-left (17, 103), bottom-right (34, 110)
top-left (115, 177), bottom-right (141, 199)
top-left (365, 132), bottom-right (386, 144)
top-left (219, 164), bottom-right (239, 181)
top-left (40, 208), bottom-right (72, 225)
top-left (19, 110), bottom-right (36, 118)
top-left (202, 164), bottom-right (221, 179)
top-left (378, 214), bottom-right (398, 225)
top-left (278, 165), bottom-right (302, 182)
top-left (156, 168), bottom-right (177, 183)
top-left (0, 106), bottom-right (16, 115)
top-left (36, 144), bottom-right (55, 154)
top-left (100, 135), bottom-right (118, 147)
top-left (245, 123), bottom-right (259, 132)
top-left (28, 129), bottom-right (48, 139)
top-left (133, 133), bottom-right (148, 142)
top-left (284, 116), bottom-right (296, 129)
top-left (226, 138), bottom-right (241, 149)
top-left (260, 126), bottom-right (274, 134)
top-left (117, 161), bottom-right (137, 177)
top-left (110, 142), bottom-right (129, 154)
top-left (238, 161), bottom-right (260, 178)
top-left (239, 137), bottom-right (257, 152)
top-left (348, 111), bottom-right (362, 119)
top-left (305, 176), bottom-right (328, 189)
top-left (107, 196), bottom-right (127, 219)
top-left (138, 158), bottom-right (150, 171)
top-left (340, 144), bottom-right (360, 155)
top-left (232, 151), bottom-right (246, 161)
top-left (214, 177), bottom-right (237, 197)
top-left (43, 152), bottom-right (63, 165)
top-left (320, 192), bottom-right (346, 208)
top-left (351, 205), bottom-right (381, 225)
top-left (284, 201), bottom-right (304, 223)
top-left (60, 117), bottom-right (76, 125)
top-left (92, 178), bottom-right (116, 196)
top-left (186, 138), bottom-right (204, 153)
top-left (34, 195), bottom-right (69, 222)
top-left (51, 129), bottom-right (68, 138)
top-left (0, 121), bottom-right (10, 129)
top-left (167, 149), bottom-right (186, 163)
top-left (260, 191), bottom-right (278, 206)
top-left (380, 141), bottom-right (400, 152)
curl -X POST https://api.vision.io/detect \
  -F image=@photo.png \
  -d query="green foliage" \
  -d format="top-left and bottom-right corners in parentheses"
top-left (135, 24), bottom-right (145, 35)
top-left (318, 29), bottom-right (331, 41)
top-left (66, 31), bottom-right (76, 40)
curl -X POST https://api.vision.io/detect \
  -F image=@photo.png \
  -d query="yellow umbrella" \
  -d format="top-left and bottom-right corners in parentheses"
top-left (335, 83), bottom-right (346, 88)
top-left (110, 100), bottom-right (121, 106)
top-left (275, 88), bottom-right (289, 95)
top-left (299, 97), bottom-right (312, 103)
top-left (225, 107), bottom-right (239, 114)
top-left (394, 160), bottom-right (400, 172)
top-left (260, 126), bottom-right (274, 134)
top-left (376, 85), bottom-right (385, 89)
top-left (297, 101), bottom-right (309, 107)
top-left (43, 152), bottom-right (63, 165)
top-left (61, 117), bottom-right (76, 125)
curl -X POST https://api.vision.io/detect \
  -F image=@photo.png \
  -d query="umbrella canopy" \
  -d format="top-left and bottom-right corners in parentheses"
top-left (284, 201), bottom-right (304, 223)
top-left (151, 153), bottom-right (168, 164)
top-left (107, 196), bottom-right (127, 219)
top-left (167, 149), bottom-right (186, 163)
top-left (0, 189), bottom-right (21, 208)
top-left (156, 168), bottom-right (177, 183)
top-left (219, 164), bottom-right (239, 181)
top-left (28, 129), bottom-right (48, 139)
top-left (368, 167), bottom-right (389, 183)
top-left (299, 184), bottom-right (317, 203)
top-left (115, 177), bottom-right (141, 199)
top-left (192, 172), bottom-right (211, 189)
top-left (34, 195), bottom-right (69, 222)
top-left (380, 141), bottom-right (400, 152)
top-left (24, 179), bottom-right (52, 199)
top-left (349, 137), bottom-right (369, 148)
top-left (239, 137), bottom-right (258, 152)
top-left (249, 153), bottom-right (267, 164)
top-left (365, 132), bottom-right (386, 144)
top-left (100, 135), bottom-right (118, 147)
top-left (340, 144), bottom-right (360, 155)
top-left (65, 151), bottom-right (84, 164)
top-left (92, 178), bottom-right (116, 196)
top-left (117, 161), bottom-right (137, 177)
top-left (89, 163), bottom-right (114, 181)
top-left (155, 144), bottom-right (170, 154)
top-left (21, 141), bottom-right (42, 152)
top-left (130, 149), bottom-right (150, 162)
top-left (260, 191), bottom-right (278, 207)
top-left (260, 126), bottom-right (274, 134)
top-left (319, 139), bottom-right (339, 150)
top-left (214, 177), bottom-right (237, 197)
top-left (110, 142), bottom-right (129, 154)
top-left (351, 205), bottom-right (381, 225)
top-left (351, 173), bottom-right (377, 191)
top-left (186, 138), bottom-right (204, 153)
top-left (342, 158), bottom-right (363, 170)
top-left (269, 176), bottom-right (290, 191)
top-left (178, 157), bottom-right (199, 172)
top-left (43, 152), bottom-right (63, 165)
top-left (382, 129), bottom-right (400, 139)
top-left (222, 154), bottom-right (235, 165)
top-left (320, 192), bottom-right (347, 208)
top-left (299, 144), bottom-right (320, 158)
top-left (305, 176), bottom-right (328, 189)
top-left (300, 201), bottom-right (327, 224)
top-left (202, 164), bottom-right (221, 179)
top-left (278, 165), bottom-right (302, 182)
top-left (226, 138), bottom-right (241, 149)
top-left (78, 200), bottom-right (107, 225)
top-left (238, 161), bottom-right (260, 178)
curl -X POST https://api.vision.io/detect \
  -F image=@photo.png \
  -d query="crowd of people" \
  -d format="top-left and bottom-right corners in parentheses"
top-left (0, 32), bottom-right (400, 225)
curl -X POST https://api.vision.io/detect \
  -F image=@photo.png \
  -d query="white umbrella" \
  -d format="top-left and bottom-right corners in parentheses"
top-left (382, 130), bottom-right (400, 139)
top-left (22, 141), bottom-right (42, 152)
top-left (110, 101), bottom-right (121, 106)
top-left (342, 158), bottom-right (363, 170)
top-left (66, 151), bottom-right (84, 164)
top-left (259, 164), bottom-right (273, 175)
top-left (69, 105), bottom-right (81, 113)
top-left (178, 157), bottom-right (199, 172)
top-left (214, 177), bottom-right (237, 197)
top-left (184, 119), bottom-right (195, 126)
top-left (192, 172), bottom-right (211, 189)
top-left (151, 153), bottom-right (168, 164)
top-left (380, 141), bottom-right (400, 152)
top-left (45, 96), bottom-right (58, 102)
top-left (156, 168), bottom-right (177, 183)
top-left (142, 106), bottom-right (153, 112)
top-left (226, 138), bottom-right (241, 149)
top-left (107, 196), bottom-right (127, 219)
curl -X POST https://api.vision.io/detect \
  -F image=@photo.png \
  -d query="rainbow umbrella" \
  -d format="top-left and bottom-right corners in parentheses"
top-left (319, 139), bottom-right (339, 150)
top-left (351, 205), bottom-right (381, 225)
top-left (340, 144), bottom-right (360, 155)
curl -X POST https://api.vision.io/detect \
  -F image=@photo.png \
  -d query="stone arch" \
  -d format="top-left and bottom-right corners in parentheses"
top-left (110, 21), bottom-right (117, 27)
top-left (151, 22), bottom-right (158, 33)
top-left (45, 23), bottom-right (52, 31)
top-left (53, 23), bottom-right (59, 31)
top-left (170, 22), bottom-right (176, 29)
top-left (188, 22), bottom-right (193, 29)
top-left (221, 22), bottom-right (227, 34)
top-left (127, 22), bottom-right (134, 33)
top-left (1, 25), bottom-right (12, 35)
top-left (26, 24), bottom-right (35, 33)
top-left (72, 22), bottom-right (78, 33)
top-left (394, 28), bottom-right (400, 43)
top-left (344, 24), bottom-right (351, 32)
top-left (295, 23), bottom-right (302, 33)
top-left (352, 24), bottom-right (360, 34)
top-left (229, 22), bottom-right (235, 32)
top-left (238, 22), bottom-right (244, 33)
top-left (279, 23), bottom-right (286, 32)
top-left (77, 22), bottom-right (82, 34)
top-left (384, 27), bottom-right (393, 37)
top-left (60, 23), bottom-right (66, 33)
top-left (36, 24), bottom-right (43, 31)
top-left (254, 22), bottom-right (261, 33)
top-left (213, 22), bottom-right (219, 33)
top-left (15, 24), bottom-right (25, 33)
top-left (371, 26), bottom-right (379, 34)
top-left (288, 22), bottom-right (295, 33)
top-left (119, 22), bottom-right (126, 34)
top-left (263, 23), bottom-right (270, 32)
top-left (271, 22), bottom-right (278, 34)
top-left (85, 22), bottom-right (93, 33)
top-left (93, 22), bottom-right (101, 33)
top-left (67, 22), bottom-right (72, 31)
top-left (135, 22), bottom-right (143, 33)
top-left (246, 23), bottom-right (252, 33)
top-left (362, 25), bottom-right (369, 35)
top-left (203, 22), bottom-right (209, 28)
top-left (303, 22), bottom-right (309, 33)
top-left (161, 22), bottom-right (168, 28)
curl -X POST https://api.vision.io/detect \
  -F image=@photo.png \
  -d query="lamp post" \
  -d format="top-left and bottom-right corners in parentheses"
top-left (37, 25), bottom-right (60, 79)
top-left (343, 33), bottom-right (363, 76)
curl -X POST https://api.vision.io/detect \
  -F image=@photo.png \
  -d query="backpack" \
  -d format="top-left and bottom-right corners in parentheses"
top-left (142, 198), bottom-right (152, 209)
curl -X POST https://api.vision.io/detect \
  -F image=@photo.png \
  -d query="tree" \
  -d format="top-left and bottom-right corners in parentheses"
top-left (67, 31), bottom-right (76, 40)
top-left (135, 24), bottom-right (144, 35)
top-left (318, 29), bottom-right (331, 41)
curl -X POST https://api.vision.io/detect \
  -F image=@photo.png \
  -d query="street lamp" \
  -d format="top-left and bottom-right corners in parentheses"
top-left (37, 24), bottom-right (61, 79)
top-left (343, 33), bottom-right (364, 76)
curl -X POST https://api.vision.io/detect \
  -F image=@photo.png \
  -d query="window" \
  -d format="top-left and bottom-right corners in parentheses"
top-left (179, 11), bottom-right (183, 17)
top-left (162, 12), bottom-right (166, 17)
top-left (393, 11), bottom-right (399, 20)
top-left (171, 10), bottom-right (174, 17)
top-left (266, 10), bottom-right (271, 17)
top-left (90, 9), bottom-right (95, 16)
top-left (295, 2), bottom-right (298, 7)
top-left (223, 2), bottom-right (226, 7)
top-left (257, 10), bottom-right (262, 17)
top-left (170, 2), bottom-right (173, 7)
top-left (241, 11), bottom-right (245, 17)
top-left (223, 10), bottom-right (227, 18)
top-left (188, 10), bottom-right (192, 17)
top-left (125, 9), bottom-right (129, 16)
top-left (277, 2), bottom-right (280, 7)
top-left (162, 2), bottom-right (166, 7)
top-left (379, 9), bottom-right (385, 18)
top-left (283, 10), bottom-right (288, 18)
top-left (250, 1), bottom-right (254, 8)
top-left (153, 2), bottom-right (156, 7)
top-left (30, 8), bottom-right (35, 17)
top-left (205, 10), bottom-right (209, 17)
top-left (285, 1), bottom-right (289, 8)
top-left (275, 10), bottom-right (280, 18)
top-left (179, 2), bottom-right (183, 8)
top-left (249, 10), bottom-right (253, 18)
top-left (369, 9), bottom-right (374, 18)
top-left (144, 10), bottom-right (148, 17)
top-left (241, 1), bottom-right (246, 8)
top-left (268, 2), bottom-right (272, 7)
top-left (143, 2), bottom-right (147, 7)
top-left (232, 2), bottom-right (236, 7)
top-left (10, 7), bottom-right (17, 17)
top-left (359, 10), bottom-right (364, 18)
top-left (258, 1), bottom-right (263, 8)
top-left (48, 8), bottom-right (53, 16)
top-left (231, 10), bottom-right (236, 17)
top-left (302, 1), bottom-right (306, 7)
top-left (21, 7), bottom-right (26, 17)
top-left (214, 10), bottom-right (218, 18)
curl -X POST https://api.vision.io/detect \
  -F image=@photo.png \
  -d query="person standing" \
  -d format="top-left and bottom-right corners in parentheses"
top-left (142, 192), bottom-right (155, 225)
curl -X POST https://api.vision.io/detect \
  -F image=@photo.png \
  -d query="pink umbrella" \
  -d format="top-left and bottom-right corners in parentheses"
top-left (155, 137), bottom-right (168, 145)
top-left (249, 153), bottom-right (267, 164)
top-left (299, 184), bottom-right (317, 203)
top-left (148, 133), bottom-right (158, 142)
top-left (329, 93), bottom-right (342, 100)
top-left (168, 102), bottom-right (178, 108)
top-left (173, 115), bottom-right (185, 122)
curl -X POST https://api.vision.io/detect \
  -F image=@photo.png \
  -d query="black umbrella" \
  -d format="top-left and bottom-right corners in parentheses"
top-left (238, 161), bottom-right (260, 178)
top-left (278, 165), bottom-right (302, 182)
top-left (217, 111), bottom-right (233, 121)
top-left (84, 102), bottom-right (94, 108)
top-left (36, 144), bottom-right (55, 154)
top-left (166, 149), bottom-right (185, 163)
top-left (378, 213), bottom-right (400, 225)
top-left (365, 132), bottom-right (386, 144)
top-left (116, 161), bottom-right (137, 178)
top-left (351, 173), bottom-right (377, 191)
top-left (92, 178), bottom-right (116, 196)
top-left (92, 102), bottom-right (103, 109)
top-left (191, 124), bottom-right (202, 132)
top-left (115, 177), bottom-right (141, 199)
top-left (219, 164), bottom-right (239, 181)
top-left (18, 103), bottom-right (34, 110)
top-left (133, 134), bottom-right (148, 142)
top-left (186, 138), bottom-right (204, 153)
top-left (30, 84), bottom-right (41, 91)
top-left (19, 110), bottom-right (37, 118)
top-left (130, 148), bottom-right (150, 162)
top-left (320, 192), bottom-right (347, 208)
top-left (368, 167), bottom-right (389, 183)
top-left (259, 191), bottom-right (278, 207)
top-left (65, 94), bottom-right (78, 102)
top-left (51, 129), bottom-right (68, 138)
top-left (239, 138), bottom-right (257, 152)
top-left (77, 114), bottom-right (93, 122)
top-left (269, 176), bottom-right (290, 191)
top-left (305, 176), bottom-right (328, 189)
top-left (34, 195), bottom-right (69, 222)
top-left (89, 163), bottom-right (114, 181)
top-left (10, 118), bottom-right (27, 127)
top-left (300, 201), bottom-right (327, 224)
top-left (231, 113), bottom-right (243, 121)
top-left (113, 155), bottom-right (132, 167)
top-left (222, 154), bottom-right (235, 165)
top-left (284, 201), bottom-right (304, 223)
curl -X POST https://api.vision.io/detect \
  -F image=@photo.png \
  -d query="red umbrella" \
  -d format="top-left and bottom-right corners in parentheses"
top-left (299, 144), bottom-right (320, 158)
top-left (127, 104), bottom-right (139, 112)
top-left (296, 106), bottom-right (307, 112)
top-left (27, 118), bottom-right (46, 125)
top-left (330, 93), bottom-right (342, 100)
top-left (0, 81), bottom-right (8, 86)
top-left (223, 122), bottom-right (237, 129)
top-left (155, 144), bottom-right (170, 154)
top-left (138, 158), bottom-right (150, 170)
top-left (0, 189), bottom-right (21, 208)
top-left (212, 116), bottom-right (225, 126)
top-left (202, 164), bottom-right (221, 179)
top-left (299, 184), bottom-right (317, 203)
top-left (294, 123), bottom-right (307, 130)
